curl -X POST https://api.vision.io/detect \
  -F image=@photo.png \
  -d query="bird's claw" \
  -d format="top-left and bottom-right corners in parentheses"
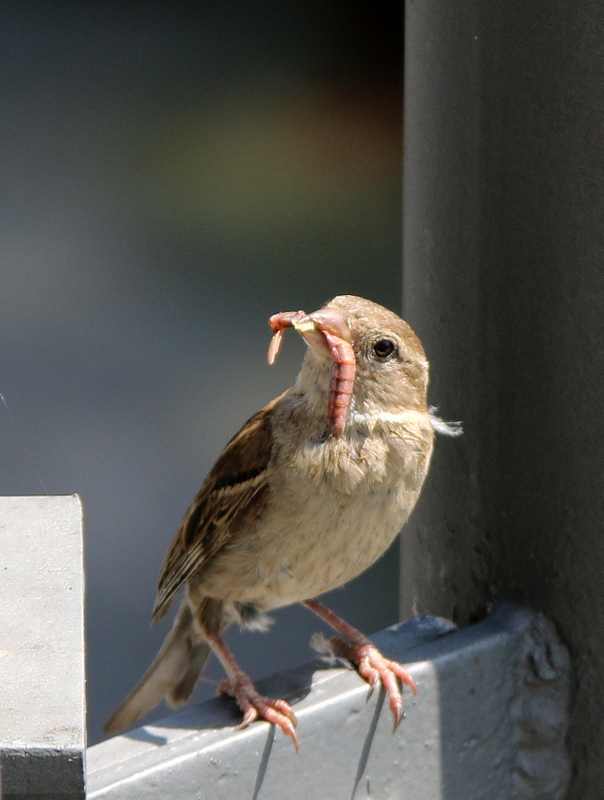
top-left (217, 677), bottom-right (300, 751)
top-left (366, 673), bottom-right (380, 699)
top-left (329, 637), bottom-right (417, 731)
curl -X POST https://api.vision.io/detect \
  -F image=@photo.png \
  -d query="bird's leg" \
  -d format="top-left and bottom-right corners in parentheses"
top-left (303, 598), bottom-right (417, 730)
top-left (204, 630), bottom-right (299, 750)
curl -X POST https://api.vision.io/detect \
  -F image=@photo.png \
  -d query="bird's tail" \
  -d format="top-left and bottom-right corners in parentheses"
top-left (104, 600), bottom-right (212, 735)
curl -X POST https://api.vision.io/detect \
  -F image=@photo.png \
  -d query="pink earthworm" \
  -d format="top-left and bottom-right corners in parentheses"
top-left (321, 330), bottom-right (355, 437)
top-left (267, 309), bottom-right (356, 437)
top-left (267, 311), bottom-right (309, 365)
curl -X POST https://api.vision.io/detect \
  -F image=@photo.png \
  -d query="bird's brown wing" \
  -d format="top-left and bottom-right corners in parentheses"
top-left (152, 392), bottom-right (285, 622)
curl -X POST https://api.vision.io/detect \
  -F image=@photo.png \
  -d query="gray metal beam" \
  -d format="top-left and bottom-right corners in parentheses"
top-left (0, 496), bottom-right (85, 800)
top-left (402, 1), bottom-right (604, 794)
top-left (88, 604), bottom-right (569, 800)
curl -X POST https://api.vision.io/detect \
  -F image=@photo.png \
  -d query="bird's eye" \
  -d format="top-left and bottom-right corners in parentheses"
top-left (372, 338), bottom-right (398, 360)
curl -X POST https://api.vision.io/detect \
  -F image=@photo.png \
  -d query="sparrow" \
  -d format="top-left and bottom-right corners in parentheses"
top-left (105, 295), bottom-right (447, 749)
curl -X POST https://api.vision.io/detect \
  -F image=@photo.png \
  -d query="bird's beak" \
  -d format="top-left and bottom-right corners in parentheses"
top-left (267, 307), bottom-right (352, 364)
top-left (295, 307), bottom-right (352, 359)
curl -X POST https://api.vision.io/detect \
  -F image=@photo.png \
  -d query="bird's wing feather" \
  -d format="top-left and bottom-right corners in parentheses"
top-left (152, 392), bottom-right (285, 621)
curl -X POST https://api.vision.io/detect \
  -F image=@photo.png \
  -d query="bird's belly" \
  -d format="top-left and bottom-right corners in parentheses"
top-left (199, 482), bottom-right (415, 610)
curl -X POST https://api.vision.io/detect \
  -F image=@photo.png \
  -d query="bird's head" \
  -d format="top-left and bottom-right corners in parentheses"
top-left (269, 295), bottom-right (430, 437)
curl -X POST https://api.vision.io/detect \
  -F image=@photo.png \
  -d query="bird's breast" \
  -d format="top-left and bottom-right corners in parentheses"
top-left (197, 418), bottom-right (433, 610)
top-left (254, 429), bottom-right (429, 603)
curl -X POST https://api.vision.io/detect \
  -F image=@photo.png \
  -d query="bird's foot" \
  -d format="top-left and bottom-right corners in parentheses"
top-left (217, 675), bottom-right (299, 750)
top-left (330, 636), bottom-right (417, 730)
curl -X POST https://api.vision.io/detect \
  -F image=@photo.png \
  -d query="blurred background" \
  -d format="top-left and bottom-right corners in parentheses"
top-left (0, 2), bottom-right (403, 743)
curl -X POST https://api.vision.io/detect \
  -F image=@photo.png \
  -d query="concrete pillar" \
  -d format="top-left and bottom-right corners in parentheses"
top-left (0, 496), bottom-right (85, 799)
top-left (402, 2), bottom-right (604, 796)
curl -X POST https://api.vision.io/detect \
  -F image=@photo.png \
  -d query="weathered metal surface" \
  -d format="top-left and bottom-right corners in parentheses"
top-left (88, 604), bottom-right (569, 800)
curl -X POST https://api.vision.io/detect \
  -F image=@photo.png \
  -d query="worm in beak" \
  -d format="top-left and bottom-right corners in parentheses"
top-left (268, 307), bottom-right (355, 437)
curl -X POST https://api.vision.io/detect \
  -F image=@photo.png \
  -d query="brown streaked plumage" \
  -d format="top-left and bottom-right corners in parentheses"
top-left (152, 395), bottom-right (280, 621)
top-left (105, 295), bottom-right (444, 749)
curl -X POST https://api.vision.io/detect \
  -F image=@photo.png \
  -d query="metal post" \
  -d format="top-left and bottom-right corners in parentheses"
top-left (403, 2), bottom-right (604, 795)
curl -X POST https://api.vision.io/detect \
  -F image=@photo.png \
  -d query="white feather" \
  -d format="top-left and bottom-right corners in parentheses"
top-left (429, 406), bottom-right (463, 436)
